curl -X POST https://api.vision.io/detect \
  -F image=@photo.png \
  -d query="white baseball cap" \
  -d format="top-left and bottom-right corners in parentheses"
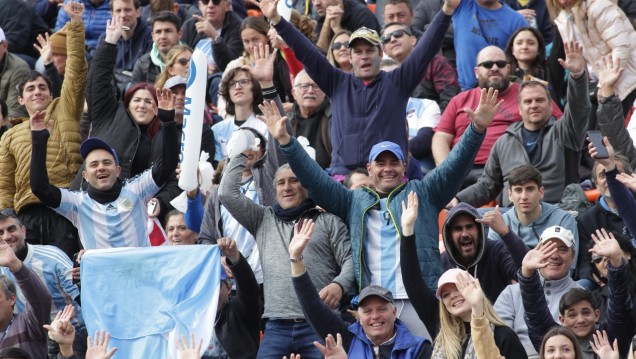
top-left (540, 226), bottom-right (575, 248)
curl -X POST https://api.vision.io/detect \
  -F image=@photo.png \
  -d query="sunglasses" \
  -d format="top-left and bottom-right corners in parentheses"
top-left (0, 208), bottom-right (16, 220)
top-left (591, 255), bottom-right (604, 264)
top-left (331, 42), bottom-right (350, 50)
top-left (477, 60), bottom-right (508, 69)
top-left (175, 58), bottom-right (190, 66)
top-left (229, 78), bottom-right (252, 88)
top-left (200, 0), bottom-right (222, 5)
top-left (380, 29), bottom-right (410, 44)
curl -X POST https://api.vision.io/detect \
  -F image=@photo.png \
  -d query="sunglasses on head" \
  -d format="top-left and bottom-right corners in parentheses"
top-left (200, 0), bottom-right (223, 5)
top-left (0, 208), bottom-right (16, 220)
top-left (331, 42), bottom-right (350, 50)
top-left (477, 60), bottom-right (508, 69)
top-left (380, 29), bottom-right (410, 44)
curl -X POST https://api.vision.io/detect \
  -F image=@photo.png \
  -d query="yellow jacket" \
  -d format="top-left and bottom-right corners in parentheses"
top-left (0, 21), bottom-right (87, 212)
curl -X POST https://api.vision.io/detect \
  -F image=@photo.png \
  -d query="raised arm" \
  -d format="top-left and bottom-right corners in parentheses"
top-left (399, 192), bottom-right (440, 336)
top-left (518, 242), bottom-right (560, 350)
top-left (30, 112), bottom-right (62, 207)
top-left (217, 154), bottom-right (266, 235)
top-left (56, 1), bottom-right (88, 124)
top-left (478, 206), bottom-right (529, 268)
top-left (288, 220), bottom-right (352, 343)
top-left (86, 17), bottom-right (124, 125)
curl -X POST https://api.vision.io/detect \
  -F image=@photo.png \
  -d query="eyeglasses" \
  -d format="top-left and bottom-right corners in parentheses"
top-left (175, 58), bottom-right (190, 66)
top-left (0, 208), bottom-right (16, 220)
top-left (380, 29), bottom-right (410, 44)
top-left (477, 60), bottom-right (508, 69)
top-left (229, 78), bottom-right (252, 88)
top-left (200, 0), bottom-right (222, 5)
top-left (331, 42), bottom-right (350, 50)
top-left (294, 83), bottom-right (321, 92)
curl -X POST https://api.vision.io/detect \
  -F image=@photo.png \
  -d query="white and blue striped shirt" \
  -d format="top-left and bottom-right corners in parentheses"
top-left (364, 198), bottom-right (407, 299)
top-left (55, 170), bottom-right (160, 249)
top-left (1, 244), bottom-right (84, 330)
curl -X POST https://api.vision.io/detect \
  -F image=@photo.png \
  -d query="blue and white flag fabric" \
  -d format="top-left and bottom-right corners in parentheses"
top-left (81, 245), bottom-right (221, 358)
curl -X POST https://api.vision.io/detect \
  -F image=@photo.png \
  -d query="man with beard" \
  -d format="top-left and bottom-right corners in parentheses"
top-left (433, 46), bottom-right (562, 188)
top-left (447, 42), bottom-right (589, 207)
top-left (441, 201), bottom-right (528, 302)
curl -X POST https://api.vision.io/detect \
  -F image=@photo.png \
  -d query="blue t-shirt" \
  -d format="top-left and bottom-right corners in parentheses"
top-left (452, 0), bottom-right (527, 89)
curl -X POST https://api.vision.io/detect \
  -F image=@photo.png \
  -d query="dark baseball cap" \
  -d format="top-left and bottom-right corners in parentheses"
top-left (80, 138), bottom-right (120, 165)
top-left (358, 285), bottom-right (395, 306)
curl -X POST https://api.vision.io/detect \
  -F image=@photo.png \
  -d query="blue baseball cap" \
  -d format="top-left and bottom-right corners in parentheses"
top-left (80, 138), bottom-right (119, 165)
top-left (368, 141), bottom-right (405, 163)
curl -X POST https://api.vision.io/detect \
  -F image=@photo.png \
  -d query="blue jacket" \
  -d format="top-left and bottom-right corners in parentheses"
top-left (293, 271), bottom-right (431, 359)
top-left (274, 10), bottom-right (451, 172)
top-left (56, 0), bottom-right (112, 51)
top-left (280, 123), bottom-right (485, 292)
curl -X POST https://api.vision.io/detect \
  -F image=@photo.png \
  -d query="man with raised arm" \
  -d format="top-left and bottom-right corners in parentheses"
top-left (253, 0), bottom-right (458, 175)
top-left (258, 86), bottom-right (501, 338)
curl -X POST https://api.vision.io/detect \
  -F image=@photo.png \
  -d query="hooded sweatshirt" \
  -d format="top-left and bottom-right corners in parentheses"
top-left (490, 202), bottom-right (579, 270)
top-left (441, 203), bottom-right (521, 303)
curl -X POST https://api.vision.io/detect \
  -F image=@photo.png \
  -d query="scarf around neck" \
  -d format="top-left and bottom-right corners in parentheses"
top-left (272, 198), bottom-right (317, 222)
top-left (87, 178), bottom-right (124, 204)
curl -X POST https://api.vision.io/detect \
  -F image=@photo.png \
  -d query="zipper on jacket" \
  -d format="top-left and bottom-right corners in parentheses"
top-left (359, 189), bottom-right (380, 292)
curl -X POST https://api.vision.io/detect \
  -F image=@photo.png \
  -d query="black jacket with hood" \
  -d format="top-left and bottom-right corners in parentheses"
top-left (441, 203), bottom-right (528, 303)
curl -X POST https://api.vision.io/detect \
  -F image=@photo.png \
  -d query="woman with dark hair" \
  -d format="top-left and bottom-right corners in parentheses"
top-left (539, 327), bottom-right (584, 359)
top-left (221, 16), bottom-right (294, 111)
top-left (212, 66), bottom-right (268, 163)
top-left (72, 16), bottom-right (180, 222)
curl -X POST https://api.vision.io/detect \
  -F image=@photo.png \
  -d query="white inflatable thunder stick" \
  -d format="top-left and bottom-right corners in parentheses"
top-left (178, 49), bottom-right (207, 191)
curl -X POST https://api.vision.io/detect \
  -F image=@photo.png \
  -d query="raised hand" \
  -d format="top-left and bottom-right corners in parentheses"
top-left (596, 55), bottom-right (623, 96)
top-left (257, 100), bottom-right (290, 144)
top-left (217, 237), bottom-right (240, 264)
top-left (463, 87), bottom-right (503, 133)
top-left (283, 354), bottom-right (301, 359)
top-left (590, 330), bottom-right (618, 359)
top-left (442, 0), bottom-right (462, 15)
top-left (86, 331), bottom-right (118, 359)
top-left (157, 88), bottom-right (176, 111)
top-left (455, 271), bottom-right (484, 317)
top-left (33, 33), bottom-right (53, 66)
top-left (616, 172), bottom-right (636, 191)
top-left (589, 229), bottom-right (622, 267)
top-left (587, 136), bottom-right (615, 170)
top-left (521, 240), bottom-right (558, 277)
top-left (314, 333), bottom-right (348, 359)
top-left (43, 305), bottom-right (76, 347)
top-left (558, 41), bottom-right (586, 76)
top-left (104, 16), bottom-right (124, 44)
top-left (243, 43), bottom-right (276, 85)
top-left (176, 334), bottom-right (203, 359)
top-left (30, 111), bottom-right (52, 133)
top-left (251, 0), bottom-right (281, 24)
top-left (400, 191), bottom-right (418, 237)
top-left (192, 15), bottom-right (218, 39)
top-left (476, 205), bottom-right (508, 236)
top-left (289, 219), bottom-right (315, 260)
top-left (326, 5), bottom-right (344, 32)
top-left (62, 0), bottom-right (85, 22)
top-left (0, 240), bottom-right (21, 273)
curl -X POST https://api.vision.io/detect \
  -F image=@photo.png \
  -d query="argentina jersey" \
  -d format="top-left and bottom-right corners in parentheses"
top-left (55, 170), bottom-right (160, 249)
top-left (1, 244), bottom-right (84, 330)
top-left (364, 198), bottom-right (407, 299)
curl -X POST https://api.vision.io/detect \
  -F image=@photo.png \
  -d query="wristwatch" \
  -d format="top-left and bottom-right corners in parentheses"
top-left (290, 255), bottom-right (303, 263)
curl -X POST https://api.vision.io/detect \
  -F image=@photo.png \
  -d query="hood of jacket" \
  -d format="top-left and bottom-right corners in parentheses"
top-left (505, 201), bottom-right (559, 247)
top-left (442, 203), bottom-right (488, 270)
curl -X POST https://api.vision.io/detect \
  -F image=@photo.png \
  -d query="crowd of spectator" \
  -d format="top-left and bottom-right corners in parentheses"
top-left (0, 0), bottom-right (636, 357)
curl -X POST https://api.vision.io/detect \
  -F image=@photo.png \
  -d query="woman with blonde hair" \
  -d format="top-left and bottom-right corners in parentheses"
top-left (546, 0), bottom-right (636, 114)
top-left (154, 44), bottom-right (193, 90)
top-left (327, 31), bottom-right (352, 72)
top-left (400, 192), bottom-right (526, 358)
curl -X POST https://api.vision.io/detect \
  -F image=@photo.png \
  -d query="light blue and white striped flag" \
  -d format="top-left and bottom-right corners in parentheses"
top-left (81, 245), bottom-right (221, 358)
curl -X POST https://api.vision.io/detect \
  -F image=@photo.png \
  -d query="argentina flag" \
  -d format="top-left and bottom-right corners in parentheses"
top-left (81, 245), bottom-right (221, 358)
